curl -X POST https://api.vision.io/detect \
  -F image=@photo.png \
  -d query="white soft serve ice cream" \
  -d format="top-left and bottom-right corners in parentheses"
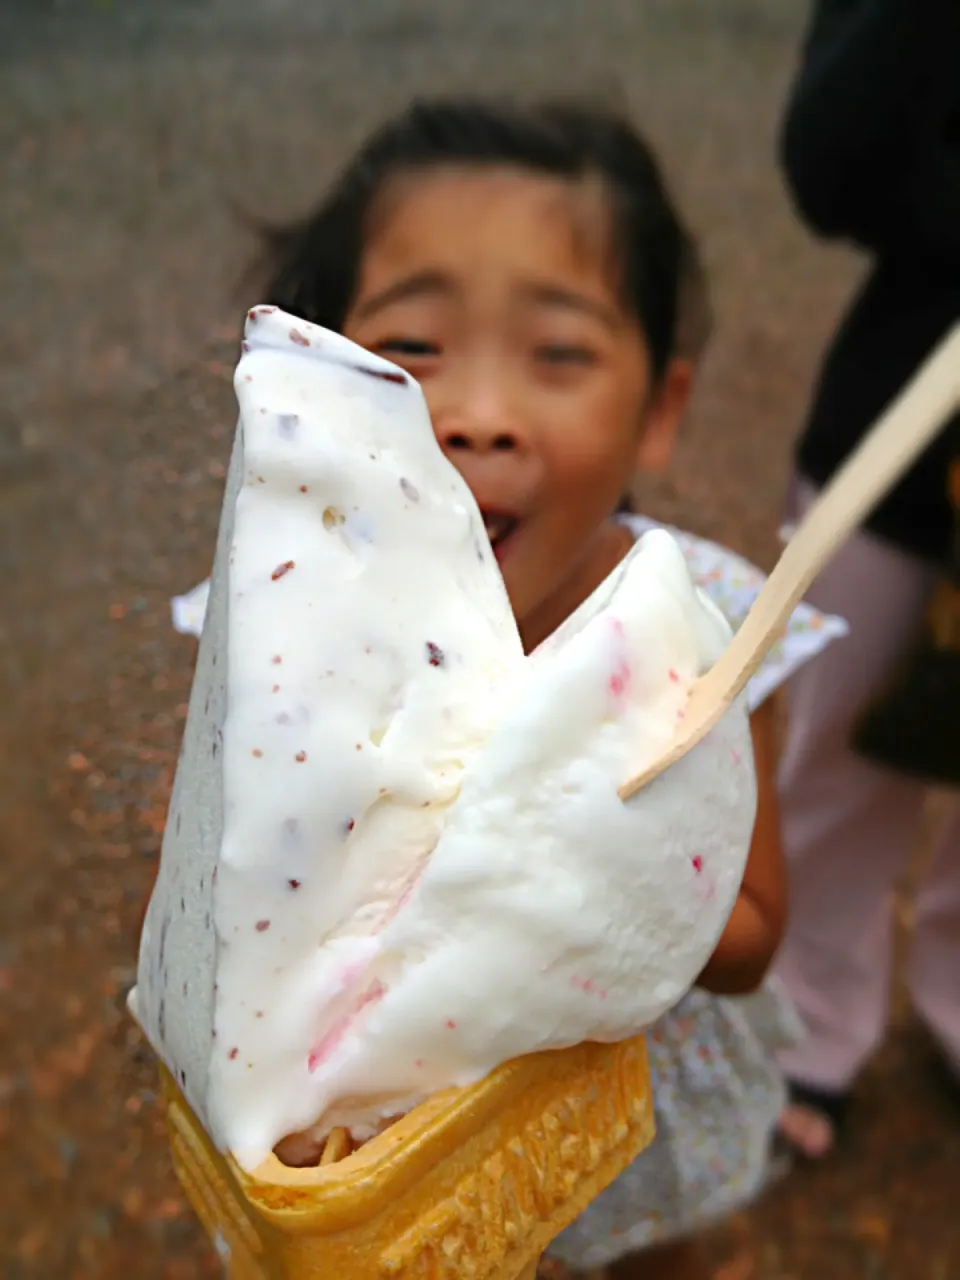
top-left (132, 307), bottom-right (757, 1173)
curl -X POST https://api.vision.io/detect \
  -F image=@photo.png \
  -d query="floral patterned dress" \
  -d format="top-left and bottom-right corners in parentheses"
top-left (546, 516), bottom-right (848, 1269)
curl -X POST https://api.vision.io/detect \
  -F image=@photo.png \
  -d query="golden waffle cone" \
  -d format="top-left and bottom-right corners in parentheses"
top-left (160, 1035), bottom-right (653, 1278)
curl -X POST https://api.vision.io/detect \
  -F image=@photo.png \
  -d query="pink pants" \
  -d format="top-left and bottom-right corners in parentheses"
top-left (774, 478), bottom-right (960, 1091)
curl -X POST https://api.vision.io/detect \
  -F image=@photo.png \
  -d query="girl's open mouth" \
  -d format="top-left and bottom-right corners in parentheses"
top-left (482, 511), bottom-right (520, 563)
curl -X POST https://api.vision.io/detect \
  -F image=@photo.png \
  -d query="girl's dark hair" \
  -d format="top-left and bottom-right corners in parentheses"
top-left (257, 98), bottom-right (709, 379)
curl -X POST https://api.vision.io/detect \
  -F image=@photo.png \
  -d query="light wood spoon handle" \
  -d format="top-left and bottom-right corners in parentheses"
top-left (620, 321), bottom-right (960, 802)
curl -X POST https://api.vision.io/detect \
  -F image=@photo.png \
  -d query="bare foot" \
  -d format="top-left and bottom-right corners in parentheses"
top-left (536, 1262), bottom-right (572, 1279)
top-left (777, 1100), bottom-right (836, 1159)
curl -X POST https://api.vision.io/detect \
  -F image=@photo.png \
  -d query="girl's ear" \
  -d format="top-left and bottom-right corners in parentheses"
top-left (634, 357), bottom-right (694, 474)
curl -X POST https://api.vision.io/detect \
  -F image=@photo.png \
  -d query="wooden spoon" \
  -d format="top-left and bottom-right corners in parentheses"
top-left (619, 322), bottom-right (960, 802)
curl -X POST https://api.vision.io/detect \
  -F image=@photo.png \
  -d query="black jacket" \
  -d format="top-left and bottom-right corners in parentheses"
top-left (782, 0), bottom-right (960, 565)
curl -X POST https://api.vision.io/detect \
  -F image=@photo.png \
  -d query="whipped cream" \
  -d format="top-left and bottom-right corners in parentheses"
top-left (132, 309), bottom-right (756, 1173)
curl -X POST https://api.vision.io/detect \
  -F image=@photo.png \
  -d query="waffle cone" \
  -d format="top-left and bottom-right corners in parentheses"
top-left (160, 1036), bottom-right (653, 1278)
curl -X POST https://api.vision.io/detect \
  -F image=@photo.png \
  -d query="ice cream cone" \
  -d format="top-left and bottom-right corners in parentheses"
top-left (159, 1034), bottom-right (653, 1279)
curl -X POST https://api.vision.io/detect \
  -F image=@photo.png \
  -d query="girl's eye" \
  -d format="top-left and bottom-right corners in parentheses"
top-left (376, 338), bottom-right (440, 358)
top-left (534, 343), bottom-right (597, 367)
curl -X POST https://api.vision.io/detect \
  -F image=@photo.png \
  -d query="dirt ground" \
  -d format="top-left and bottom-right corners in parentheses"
top-left (2, 2), bottom-right (958, 1276)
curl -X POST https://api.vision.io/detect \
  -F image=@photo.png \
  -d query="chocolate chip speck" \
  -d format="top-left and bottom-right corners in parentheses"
top-left (400, 477), bottom-right (420, 502)
top-left (354, 362), bottom-right (407, 385)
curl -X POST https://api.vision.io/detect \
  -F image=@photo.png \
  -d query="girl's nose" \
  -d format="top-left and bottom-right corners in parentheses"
top-left (435, 384), bottom-right (526, 456)
top-left (439, 423), bottom-right (521, 455)
top-left (432, 354), bottom-right (530, 459)
top-left (434, 380), bottom-right (543, 498)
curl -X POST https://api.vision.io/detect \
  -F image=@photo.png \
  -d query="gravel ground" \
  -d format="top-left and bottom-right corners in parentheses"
top-left (2, 2), bottom-right (957, 1276)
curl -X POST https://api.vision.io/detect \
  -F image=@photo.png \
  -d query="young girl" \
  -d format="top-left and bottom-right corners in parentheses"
top-left (174, 99), bottom-right (845, 1279)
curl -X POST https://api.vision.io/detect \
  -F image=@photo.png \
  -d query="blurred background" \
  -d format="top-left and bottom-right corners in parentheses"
top-left (1, 1), bottom-right (957, 1275)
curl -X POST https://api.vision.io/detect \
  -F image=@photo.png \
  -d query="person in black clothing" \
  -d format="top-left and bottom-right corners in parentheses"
top-left (771, 0), bottom-right (960, 1158)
